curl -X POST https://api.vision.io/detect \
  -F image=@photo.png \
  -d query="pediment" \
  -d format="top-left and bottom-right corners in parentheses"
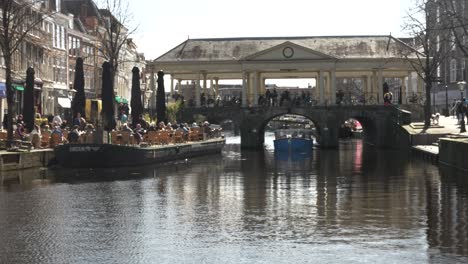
top-left (244, 41), bottom-right (335, 61)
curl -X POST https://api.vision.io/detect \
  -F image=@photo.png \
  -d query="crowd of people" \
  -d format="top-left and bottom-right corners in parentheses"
top-left (0, 110), bottom-right (222, 149)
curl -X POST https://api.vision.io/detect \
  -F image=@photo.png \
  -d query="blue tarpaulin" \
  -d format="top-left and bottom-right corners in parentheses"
top-left (0, 83), bottom-right (6, 98)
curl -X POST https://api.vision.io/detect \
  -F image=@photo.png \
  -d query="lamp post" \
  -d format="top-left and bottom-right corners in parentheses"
top-left (457, 81), bottom-right (466, 133)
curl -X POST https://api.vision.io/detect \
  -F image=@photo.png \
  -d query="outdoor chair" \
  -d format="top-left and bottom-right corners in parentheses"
top-left (111, 131), bottom-right (121, 145)
top-left (157, 131), bottom-right (170, 145)
top-left (120, 131), bottom-right (133, 145)
top-left (49, 133), bottom-right (63, 148)
top-left (41, 132), bottom-right (51, 148)
top-left (189, 127), bottom-right (201, 141)
top-left (146, 130), bottom-right (158, 145)
top-left (173, 131), bottom-right (184, 143)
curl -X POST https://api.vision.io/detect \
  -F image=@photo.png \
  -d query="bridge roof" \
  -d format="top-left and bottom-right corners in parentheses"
top-left (154, 35), bottom-right (417, 62)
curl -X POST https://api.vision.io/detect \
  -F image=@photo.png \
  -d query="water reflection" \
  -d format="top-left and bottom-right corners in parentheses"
top-left (0, 139), bottom-right (467, 263)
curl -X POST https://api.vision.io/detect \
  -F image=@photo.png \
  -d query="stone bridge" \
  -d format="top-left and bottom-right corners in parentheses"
top-left (180, 105), bottom-right (411, 149)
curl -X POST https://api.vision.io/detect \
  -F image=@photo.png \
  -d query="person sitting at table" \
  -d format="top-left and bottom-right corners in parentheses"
top-left (165, 122), bottom-right (174, 131)
top-left (15, 123), bottom-right (26, 140)
top-left (67, 125), bottom-right (80, 143)
top-left (134, 123), bottom-right (146, 144)
top-left (157, 121), bottom-right (166, 131)
top-left (139, 114), bottom-right (149, 130)
top-left (121, 123), bottom-right (133, 133)
top-left (30, 124), bottom-right (42, 148)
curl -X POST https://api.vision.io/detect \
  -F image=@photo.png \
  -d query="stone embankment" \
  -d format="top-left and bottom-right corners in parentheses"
top-left (403, 115), bottom-right (468, 171)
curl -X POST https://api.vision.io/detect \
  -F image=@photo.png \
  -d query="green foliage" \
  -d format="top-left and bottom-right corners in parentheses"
top-left (193, 114), bottom-right (206, 124)
top-left (166, 101), bottom-right (183, 123)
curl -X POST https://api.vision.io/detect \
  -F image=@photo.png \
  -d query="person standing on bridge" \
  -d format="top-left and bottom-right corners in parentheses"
top-left (384, 91), bottom-right (393, 106)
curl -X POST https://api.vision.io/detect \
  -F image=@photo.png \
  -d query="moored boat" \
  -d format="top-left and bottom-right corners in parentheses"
top-left (54, 138), bottom-right (225, 168)
top-left (273, 129), bottom-right (314, 152)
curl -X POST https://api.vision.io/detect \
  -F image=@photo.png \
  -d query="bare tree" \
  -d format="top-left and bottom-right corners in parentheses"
top-left (0, 0), bottom-right (51, 146)
top-left (402, 0), bottom-right (454, 128)
top-left (440, 0), bottom-right (468, 57)
top-left (95, 0), bottom-right (137, 86)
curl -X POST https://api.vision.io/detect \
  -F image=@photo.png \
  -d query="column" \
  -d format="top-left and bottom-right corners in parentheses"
top-left (400, 77), bottom-right (406, 104)
top-left (417, 75), bottom-right (424, 96)
top-left (408, 72), bottom-right (414, 96)
top-left (331, 70), bottom-right (337, 105)
top-left (242, 71), bottom-right (248, 107)
top-left (177, 79), bottom-right (181, 96)
top-left (319, 70), bottom-right (325, 105)
top-left (372, 70), bottom-right (378, 104)
top-left (253, 71), bottom-right (259, 106)
top-left (247, 73), bottom-right (253, 105)
top-left (366, 75), bottom-right (371, 104)
top-left (202, 72), bottom-right (207, 96)
top-left (214, 77), bottom-right (219, 97)
top-left (196, 72), bottom-right (201, 107)
top-left (261, 77), bottom-right (266, 95)
top-left (170, 75), bottom-right (174, 101)
top-left (210, 79), bottom-right (214, 97)
top-left (378, 69), bottom-right (384, 104)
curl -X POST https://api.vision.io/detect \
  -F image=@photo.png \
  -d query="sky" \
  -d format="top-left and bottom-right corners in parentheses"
top-left (123, 0), bottom-right (415, 88)
top-left (128, 0), bottom-right (415, 60)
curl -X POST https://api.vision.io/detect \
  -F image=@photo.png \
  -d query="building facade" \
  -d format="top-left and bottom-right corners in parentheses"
top-left (431, 0), bottom-right (468, 114)
top-left (1, 0), bottom-right (144, 125)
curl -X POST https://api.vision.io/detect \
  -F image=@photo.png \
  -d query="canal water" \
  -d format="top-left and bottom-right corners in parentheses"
top-left (1, 134), bottom-right (468, 264)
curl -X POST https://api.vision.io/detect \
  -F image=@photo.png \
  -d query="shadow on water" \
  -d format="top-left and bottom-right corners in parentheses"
top-left (0, 152), bottom-right (225, 190)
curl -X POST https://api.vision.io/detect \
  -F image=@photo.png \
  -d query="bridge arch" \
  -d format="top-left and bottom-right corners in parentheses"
top-left (258, 112), bottom-right (321, 146)
top-left (181, 105), bottom-right (411, 149)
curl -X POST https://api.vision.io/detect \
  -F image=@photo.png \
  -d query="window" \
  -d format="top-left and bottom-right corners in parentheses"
top-left (450, 59), bottom-right (457, 82)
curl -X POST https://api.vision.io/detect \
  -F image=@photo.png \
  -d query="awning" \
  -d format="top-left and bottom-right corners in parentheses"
top-left (0, 83), bottom-right (5, 98)
top-left (13, 85), bottom-right (24, 91)
top-left (115, 96), bottom-right (128, 104)
top-left (57, 97), bottom-right (71, 108)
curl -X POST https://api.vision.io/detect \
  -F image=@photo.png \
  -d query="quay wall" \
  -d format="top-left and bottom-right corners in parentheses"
top-left (0, 150), bottom-right (55, 171)
top-left (439, 138), bottom-right (468, 171)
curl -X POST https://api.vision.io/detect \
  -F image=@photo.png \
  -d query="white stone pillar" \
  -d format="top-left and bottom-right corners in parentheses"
top-left (253, 72), bottom-right (259, 106)
top-left (214, 77), bottom-right (219, 97)
top-left (319, 70), bottom-right (325, 105)
top-left (366, 75), bottom-right (371, 104)
top-left (378, 69), bottom-right (384, 104)
top-left (202, 72), bottom-right (207, 96)
top-left (196, 72), bottom-right (201, 107)
top-left (400, 77), bottom-right (406, 104)
top-left (177, 79), bottom-right (181, 96)
top-left (170, 75), bottom-right (174, 98)
top-left (417, 75), bottom-right (424, 96)
top-left (262, 77), bottom-right (266, 95)
top-left (408, 72), bottom-right (414, 96)
top-left (372, 70), bottom-right (378, 104)
top-left (242, 71), bottom-right (248, 107)
top-left (210, 79), bottom-right (214, 96)
top-left (331, 70), bottom-right (337, 105)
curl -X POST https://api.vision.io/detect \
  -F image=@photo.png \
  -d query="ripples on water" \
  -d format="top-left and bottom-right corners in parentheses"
top-left (1, 135), bottom-right (468, 264)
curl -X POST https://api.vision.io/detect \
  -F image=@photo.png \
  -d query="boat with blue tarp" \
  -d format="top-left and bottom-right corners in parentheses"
top-left (273, 129), bottom-right (314, 153)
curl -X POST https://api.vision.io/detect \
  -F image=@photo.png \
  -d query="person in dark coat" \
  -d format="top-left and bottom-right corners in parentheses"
top-left (67, 125), bottom-right (80, 143)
